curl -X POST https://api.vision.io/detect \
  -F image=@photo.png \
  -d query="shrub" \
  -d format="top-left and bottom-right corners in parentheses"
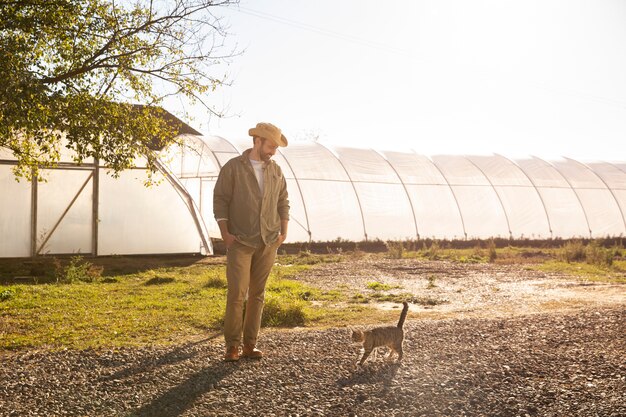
top-left (458, 255), bottom-right (483, 263)
top-left (560, 240), bottom-right (586, 263)
top-left (487, 239), bottom-right (497, 263)
top-left (427, 275), bottom-right (437, 289)
top-left (385, 241), bottom-right (404, 259)
top-left (55, 256), bottom-right (103, 283)
top-left (351, 293), bottom-right (369, 303)
top-left (611, 241), bottom-right (624, 258)
top-left (585, 241), bottom-right (614, 267)
top-left (267, 277), bottom-right (320, 301)
top-left (422, 241), bottom-right (441, 260)
top-left (409, 295), bottom-right (446, 306)
top-left (205, 275), bottom-right (227, 288)
top-left (367, 281), bottom-right (396, 291)
top-left (261, 296), bottom-right (306, 327)
top-left (145, 277), bottom-right (176, 285)
top-left (0, 288), bottom-right (15, 301)
top-left (559, 240), bottom-right (615, 267)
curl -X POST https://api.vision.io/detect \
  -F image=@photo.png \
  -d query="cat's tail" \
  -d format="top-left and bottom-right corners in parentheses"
top-left (397, 301), bottom-right (409, 328)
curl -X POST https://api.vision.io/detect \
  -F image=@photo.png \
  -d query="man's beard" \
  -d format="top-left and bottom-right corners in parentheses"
top-left (260, 152), bottom-right (272, 162)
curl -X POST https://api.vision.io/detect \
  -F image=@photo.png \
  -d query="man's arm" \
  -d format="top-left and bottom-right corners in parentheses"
top-left (214, 162), bottom-right (236, 248)
top-left (217, 219), bottom-right (237, 248)
top-left (278, 219), bottom-right (289, 244)
top-left (277, 168), bottom-right (290, 245)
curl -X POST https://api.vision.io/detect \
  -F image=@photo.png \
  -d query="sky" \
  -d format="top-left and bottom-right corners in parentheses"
top-left (165, 0), bottom-right (626, 161)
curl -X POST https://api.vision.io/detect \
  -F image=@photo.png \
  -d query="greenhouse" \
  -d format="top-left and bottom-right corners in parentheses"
top-left (1, 130), bottom-right (625, 258)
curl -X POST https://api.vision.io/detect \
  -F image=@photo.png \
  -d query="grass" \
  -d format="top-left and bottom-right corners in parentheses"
top-left (1, 266), bottom-right (230, 350)
top-left (1, 240), bottom-right (624, 351)
top-left (385, 240), bottom-right (624, 271)
top-left (366, 281), bottom-right (401, 291)
top-left (534, 259), bottom-right (626, 283)
top-left (391, 241), bottom-right (493, 263)
top-left (0, 254), bottom-right (390, 350)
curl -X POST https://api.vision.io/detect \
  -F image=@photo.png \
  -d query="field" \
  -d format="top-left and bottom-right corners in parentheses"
top-left (0, 241), bottom-right (625, 416)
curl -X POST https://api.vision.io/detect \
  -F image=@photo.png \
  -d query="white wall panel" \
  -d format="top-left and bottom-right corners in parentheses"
top-left (450, 186), bottom-right (510, 238)
top-left (37, 169), bottom-right (93, 255)
top-left (432, 155), bottom-right (492, 185)
top-left (201, 179), bottom-right (219, 239)
top-left (203, 136), bottom-right (240, 152)
top-left (297, 180), bottom-right (363, 242)
top-left (333, 147), bottom-right (398, 183)
top-left (382, 152), bottom-right (448, 185)
top-left (214, 152), bottom-right (239, 168)
top-left (537, 188), bottom-right (590, 237)
top-left (576, 189), bottom-right (626, 237)
top-left (495, 186), bottom-right (551, 239)
top-left (406, 185), bottom-right (465, 239)
top-left (552, 159), bottom-right (605, 188)
top-left (284, 179), bottom-right (310, 243)
top-left (467, 155), bottom-right (532, 186)
top-left (0, 166), bottom-right (31, 257)
top-left (354, 183), bottom-right (416, 240)
top-left (280, 143), bottom-right (349, 181)
top-left (613, 190), bottom-right (626, 232)
top-left (0, 148), bottom-right (17, 161)
top-left (586, 162), bottom-right (626, 188)
top-left (99, 169), bottom-right (201, 254)
top-left (516, 158), bottom-right (571, 187)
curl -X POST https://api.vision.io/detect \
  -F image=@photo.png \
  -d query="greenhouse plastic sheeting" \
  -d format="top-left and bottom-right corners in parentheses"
top-left (2, 134), bottom-right (626, 258)
top-left (157, 136), bottom-right (626, 243)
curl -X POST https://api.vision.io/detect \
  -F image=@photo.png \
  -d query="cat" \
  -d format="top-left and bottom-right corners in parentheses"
top-left (351, 301), bottom-right (409, 365)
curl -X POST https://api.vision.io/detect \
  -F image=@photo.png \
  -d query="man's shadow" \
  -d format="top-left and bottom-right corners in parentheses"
top-left (131, 361), bottom-right (241, 417)
top-left (99, 334), bottom-right (220, 383)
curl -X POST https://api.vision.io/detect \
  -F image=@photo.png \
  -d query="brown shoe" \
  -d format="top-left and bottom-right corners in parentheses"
top-left (241, 344), bottom-right (263, 359)
top-left (224, 346), bottom-right (240, 362)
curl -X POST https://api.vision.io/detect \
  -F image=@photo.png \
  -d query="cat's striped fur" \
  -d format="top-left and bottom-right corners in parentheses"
top-left (351, 301), bottom-right (409, 365)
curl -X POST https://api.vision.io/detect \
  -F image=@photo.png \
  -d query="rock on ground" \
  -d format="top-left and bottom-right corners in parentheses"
top-left (1, 308), bottom-right (624, 417)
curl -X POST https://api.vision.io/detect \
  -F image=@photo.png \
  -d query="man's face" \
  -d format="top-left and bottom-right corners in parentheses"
top-left (258, 138), bottom-right (278, 162)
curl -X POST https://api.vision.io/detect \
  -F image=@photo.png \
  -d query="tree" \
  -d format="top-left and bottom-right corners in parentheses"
top-left (0, 0), bottom-right (238, 180)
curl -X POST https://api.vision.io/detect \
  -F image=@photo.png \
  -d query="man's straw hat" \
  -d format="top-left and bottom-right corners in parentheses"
top-left (248, 122), bottom-right (288, 147)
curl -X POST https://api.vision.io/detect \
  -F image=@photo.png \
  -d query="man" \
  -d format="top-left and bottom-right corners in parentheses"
top-left (213, 122), bottom-right (290, 362)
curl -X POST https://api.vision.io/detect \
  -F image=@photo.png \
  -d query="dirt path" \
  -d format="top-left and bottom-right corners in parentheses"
top-left (290, 257), bottom-right (625, 317)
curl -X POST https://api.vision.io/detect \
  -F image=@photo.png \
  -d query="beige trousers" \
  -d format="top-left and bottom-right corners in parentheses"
top-left (224, 241), bottom-right (277, 348)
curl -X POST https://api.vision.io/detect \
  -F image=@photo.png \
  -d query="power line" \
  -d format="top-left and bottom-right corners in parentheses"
top-left (236, 6), bottom-right (413, 57)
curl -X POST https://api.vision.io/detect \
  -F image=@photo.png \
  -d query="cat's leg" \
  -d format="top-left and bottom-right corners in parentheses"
top-left (383, 346), bottom-right (394, 361)
top-left (359, 347), bottom-right (373, 365)
top-left (395, 343), bottom-right (404, 362)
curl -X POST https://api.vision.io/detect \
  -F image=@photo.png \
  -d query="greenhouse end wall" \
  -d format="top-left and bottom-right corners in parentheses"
top-left (0, 149), bottom-right (210, 258)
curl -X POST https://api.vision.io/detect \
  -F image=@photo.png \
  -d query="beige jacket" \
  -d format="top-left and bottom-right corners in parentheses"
top-left (213, 149), bottom-right (290, 247)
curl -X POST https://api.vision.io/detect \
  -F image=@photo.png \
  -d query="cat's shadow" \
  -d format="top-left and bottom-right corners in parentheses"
top-left (337, 361), bottom-right (402, 388)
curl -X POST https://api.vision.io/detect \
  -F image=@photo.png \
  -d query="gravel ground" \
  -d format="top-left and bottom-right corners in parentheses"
top-left (1, 258), bottom-right (625, 417)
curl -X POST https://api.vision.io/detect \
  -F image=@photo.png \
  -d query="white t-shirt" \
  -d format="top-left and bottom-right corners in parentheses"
top-left (249, 158), bottom-right (264, 194)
